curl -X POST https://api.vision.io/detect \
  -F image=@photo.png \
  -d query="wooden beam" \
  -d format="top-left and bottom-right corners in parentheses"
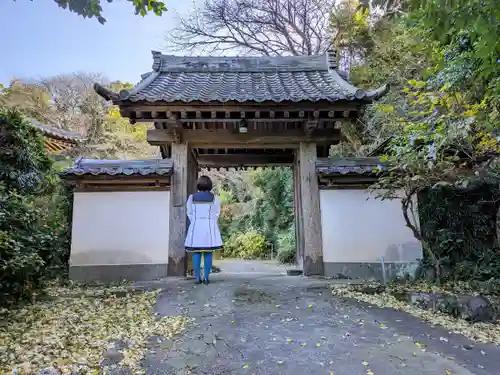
top-left (74, 185), bottom-right (169, 192)
top-left (298, 142), bottom-right (324, 276)
top-left (120, 102), bottom-right (362, 113)
top-left (186, 148), bottom-right (198, 275)
top-left (147, 129), bottom-right (340, 147)
top-left (293, 151), bottom-right (304, 269)
top-left (131, 114), bottom-right (356, 123)
top-left (168, 143), bottom-right (189, 276)
top-left (196, 153), bottom-right (294, 167)
top-left (63, 174), bottom-right (171, 183)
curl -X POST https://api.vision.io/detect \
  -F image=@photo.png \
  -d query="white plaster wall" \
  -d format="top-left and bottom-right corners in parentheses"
top-left (71, 191), bottom-right (170, 266)
top-left (320, 189), bottom-right (422, 263)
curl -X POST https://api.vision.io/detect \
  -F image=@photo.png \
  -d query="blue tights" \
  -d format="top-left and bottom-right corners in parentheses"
top-left (192, 252), bottom-right (213, 281)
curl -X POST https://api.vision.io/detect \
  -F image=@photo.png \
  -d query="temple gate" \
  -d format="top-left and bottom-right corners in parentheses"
top-left (62, 50), bottom-right (422, 281)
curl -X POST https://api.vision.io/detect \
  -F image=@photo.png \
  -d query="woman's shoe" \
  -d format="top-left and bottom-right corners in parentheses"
top-left (195, 280), bottom-right (202, 285)
top-left (203, 279), bottom-right (210, 285)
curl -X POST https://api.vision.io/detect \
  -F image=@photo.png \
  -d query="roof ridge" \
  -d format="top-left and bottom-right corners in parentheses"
top-left (94, 50), bottom-right (389, 104)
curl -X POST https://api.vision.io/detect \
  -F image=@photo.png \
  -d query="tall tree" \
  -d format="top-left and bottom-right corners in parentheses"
top-left (166, 0), bottom-right (336, 56)
top-left (165, 0), bottom-right (404, 56)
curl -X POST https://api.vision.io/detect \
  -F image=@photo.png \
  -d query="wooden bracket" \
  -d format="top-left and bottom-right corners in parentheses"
top-left (306, 119), bottom-right (319, 137)
top-left (166, 112), bottom-right (183, 143)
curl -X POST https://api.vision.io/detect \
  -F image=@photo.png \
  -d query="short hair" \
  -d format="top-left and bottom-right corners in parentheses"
top-left (196, 175), bottom-right (213, 192)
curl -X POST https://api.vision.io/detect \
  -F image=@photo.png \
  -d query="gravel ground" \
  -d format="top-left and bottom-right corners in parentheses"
top-left (126, 272), bottom-right (500, 375)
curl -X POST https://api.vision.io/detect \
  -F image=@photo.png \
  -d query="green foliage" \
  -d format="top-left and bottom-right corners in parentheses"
top-left (0, 109), bottom-right (70, 306)
top-left (335, 1), bottom-right (500, 283)
top-left (223, 230), bottom-right (269, 260)
top-left (418, 184), bottom-right (500, 282)
top-left (247, 168), bottom-right (294, 250)
top-left (213, 168), bottom-right (296, 262)
top-left (0, 109), bottom-right (55, 194)
top-left (276, 230), bottom-right (296, 265)
top-left (49, 0), bottom-right (167, 23)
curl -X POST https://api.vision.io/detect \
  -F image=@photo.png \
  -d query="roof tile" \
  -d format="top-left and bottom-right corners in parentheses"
top-left (97, 51), bottom-right (388, 104)
top-left (61, 158), bottom-right (173, 177)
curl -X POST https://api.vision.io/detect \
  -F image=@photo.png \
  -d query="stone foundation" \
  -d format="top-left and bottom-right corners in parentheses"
top-left (69, 263), bottom-right (168, 282)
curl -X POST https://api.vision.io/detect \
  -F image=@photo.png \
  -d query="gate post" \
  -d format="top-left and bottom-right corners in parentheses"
top-left (293, 151), bottom-right (304, 268)
top-left (185, 148), bottom-right (198, 275)
top-left (298, 142), bottom-right (324, 276)
top-left (168, 142), bottom-right (189, 276)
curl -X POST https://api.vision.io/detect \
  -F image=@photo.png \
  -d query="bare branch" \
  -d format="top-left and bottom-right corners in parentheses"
top-left (165, 0), bottom-right (336, 56)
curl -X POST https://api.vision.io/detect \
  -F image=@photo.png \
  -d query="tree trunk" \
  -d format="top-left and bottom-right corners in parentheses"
top-left (401, 193), bottom-right (440, 284)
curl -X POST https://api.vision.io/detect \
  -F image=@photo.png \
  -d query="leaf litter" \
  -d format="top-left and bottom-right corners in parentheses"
top-left (0, 283), bottom-right (191, 374)
top-left (331, 284), bottom-right (500, 345)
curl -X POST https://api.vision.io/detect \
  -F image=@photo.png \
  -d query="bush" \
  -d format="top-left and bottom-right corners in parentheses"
top-left (223, 230), bottom-right (268, 259)
top-left (0, 109), bottom-right (70, 305)
top-left (418, 183), bottom-right (500, 282)
top-left (276, 230), bottom-right (296, 265)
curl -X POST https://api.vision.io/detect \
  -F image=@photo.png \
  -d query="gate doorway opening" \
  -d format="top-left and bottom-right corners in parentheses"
top-left (200, 163), bottom-right (296, 275)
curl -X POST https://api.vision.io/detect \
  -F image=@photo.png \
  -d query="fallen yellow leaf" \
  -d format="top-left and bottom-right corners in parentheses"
top-left (331, 284), bottom-right (500, 345)
top-left (362, 361), bottom-right (369, 366)
top-left (0, 284), bottom-right (191, 374)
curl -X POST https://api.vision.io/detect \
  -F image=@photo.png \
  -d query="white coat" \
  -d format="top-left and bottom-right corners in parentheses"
top-left (184, 192), bottom-right (223, 251)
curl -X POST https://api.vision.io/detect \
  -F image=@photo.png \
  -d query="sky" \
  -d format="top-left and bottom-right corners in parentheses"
top-left (0, 0), bottom-right (194, 86)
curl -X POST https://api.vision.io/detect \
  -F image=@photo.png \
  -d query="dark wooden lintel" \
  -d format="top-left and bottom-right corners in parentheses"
top-left (147, 128), bottom-right (340, 147)
top-left (196, 153), bottom-right (294, 167)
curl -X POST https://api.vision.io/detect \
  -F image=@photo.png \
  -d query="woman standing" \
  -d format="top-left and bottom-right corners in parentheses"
top-left (185, 175), bottom-right (223, 284)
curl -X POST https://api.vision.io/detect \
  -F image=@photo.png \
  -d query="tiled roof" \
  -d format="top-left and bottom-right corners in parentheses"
top-left (61, 158), bottom-right (173, 177)
top-left (95, 51), bottom-right (388, 104)
top-left (316, 157), bottom-right (386, 176)
top-left (31, 120), bottom-right (83, 143)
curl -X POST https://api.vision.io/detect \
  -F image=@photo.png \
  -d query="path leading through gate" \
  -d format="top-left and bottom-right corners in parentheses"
top-left (215, 259), bottom-right (288, 276)
top-left (125, 275), bottom-right (499, 375)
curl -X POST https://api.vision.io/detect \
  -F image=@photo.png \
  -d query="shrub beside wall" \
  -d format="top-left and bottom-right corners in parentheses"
top-left (418, 183), bottom-right (500, 282)
top-left (0, 109), bottom-right (70, 306)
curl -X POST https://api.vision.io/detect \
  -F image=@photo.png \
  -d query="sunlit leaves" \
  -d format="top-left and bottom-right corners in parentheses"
top-left (49, 0), bottom-right (167, 23)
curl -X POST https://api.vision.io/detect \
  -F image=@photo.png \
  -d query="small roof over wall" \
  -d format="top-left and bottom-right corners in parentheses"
top-left (316, 157), bottom-right (386, 187)
top-left (95, 50), bottom-right (388, 105)
top-left (61, 158), bottom-right (174, 191)
top-left (61, 158), bottom-right (173, 177)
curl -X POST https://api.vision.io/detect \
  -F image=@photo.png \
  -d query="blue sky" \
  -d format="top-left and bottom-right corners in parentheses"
top-left (0, 0), bottom-right (193, 86)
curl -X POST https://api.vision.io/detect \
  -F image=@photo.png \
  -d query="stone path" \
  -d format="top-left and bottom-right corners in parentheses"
top-left (132, 274), bottom-right (499, 375)
top-left (215, 259), bottom-right (288, 275)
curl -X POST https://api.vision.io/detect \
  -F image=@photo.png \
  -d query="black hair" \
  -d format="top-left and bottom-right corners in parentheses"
top-left (196, 175), bottom-right (213, 192)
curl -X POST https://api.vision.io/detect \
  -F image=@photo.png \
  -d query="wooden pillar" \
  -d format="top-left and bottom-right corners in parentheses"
top-left (186, 148), bottom-right (198, 275)
top-left (298, 142), bottom-right (324, 276)
top-left (293, 152), bottom-right (304, 268)
top-left (168, 142), bottom-right (189, 276)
